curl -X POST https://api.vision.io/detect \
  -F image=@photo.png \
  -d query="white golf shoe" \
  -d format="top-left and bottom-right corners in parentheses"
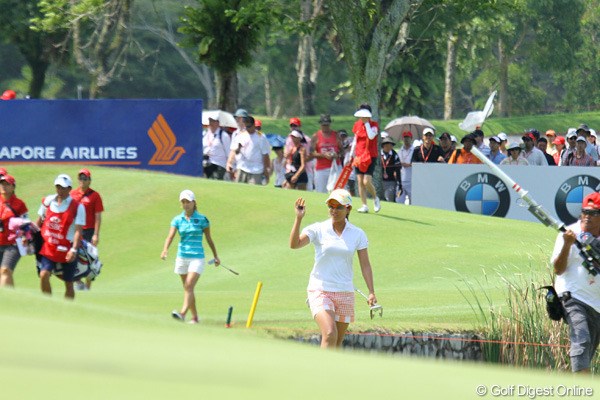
top-left (357, 205), bottom-right (369, 213)
top-left (374, 197), bottom-right (381, 213)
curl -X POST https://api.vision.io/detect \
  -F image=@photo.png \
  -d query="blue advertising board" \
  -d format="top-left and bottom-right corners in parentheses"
top-left (0, 99), bottom-right (203, 176)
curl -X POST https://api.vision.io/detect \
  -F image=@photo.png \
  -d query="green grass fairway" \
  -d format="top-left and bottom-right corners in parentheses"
top-left (2, 164), bottom-right (590, 399)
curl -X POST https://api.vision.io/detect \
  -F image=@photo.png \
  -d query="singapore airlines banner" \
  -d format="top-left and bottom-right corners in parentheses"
top-left (413, 163), bottom-right (600, 226)
top-left (0, 99), bottom-right (203, 176)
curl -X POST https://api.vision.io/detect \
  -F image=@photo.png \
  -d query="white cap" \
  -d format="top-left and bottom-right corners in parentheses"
top-left (450, 135), bottom-right (457, 143)
top-left (507, 142), bottom-right (521, 151)
top-left (489, 136), bottom-right (501, 143)
top-left (576, 136), bottom-right (587, 142)
top-left (179, 189), bottom-right (195, 202)
top-left (353, 109), bottom-right (372, 118)
top-left (423, 127), bottom-right (435, 136)
top-left (497, 132), bottom-right (508, 141)
top-left (413, 139), bottom-right (423, 148)
top-left (591, 129), bottom-right (597, 138)
top-left (326, 189), bottom-right (352, 206)
top-left (380, 131), bottom-right (389, 138)
top-left (289, 130), bottom-right (303, 139)
top-left (566, 129), bottom-right (577, 139)
top-left (54, 174), bottom-right (72, 188)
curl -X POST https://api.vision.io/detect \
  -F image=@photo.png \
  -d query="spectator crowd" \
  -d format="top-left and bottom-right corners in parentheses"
top-left (202, 107), bottom-right (599, 208)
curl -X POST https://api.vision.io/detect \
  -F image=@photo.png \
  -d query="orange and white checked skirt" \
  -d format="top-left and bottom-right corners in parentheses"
top-left (307, 290), bottom-right (355, 323)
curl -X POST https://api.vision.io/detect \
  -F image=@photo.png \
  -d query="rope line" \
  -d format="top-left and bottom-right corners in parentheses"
top-left (266, 326), bottom-right (570, 349)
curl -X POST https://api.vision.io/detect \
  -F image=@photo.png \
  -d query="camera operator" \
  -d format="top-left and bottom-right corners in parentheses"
top-left (552, 192), bottom-right (600, 373)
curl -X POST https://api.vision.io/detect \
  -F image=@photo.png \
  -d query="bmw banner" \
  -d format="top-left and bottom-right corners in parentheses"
top-left (413, 164), bottom-right (600, 225)
top-left (0, 99), bottom-right (203, 176)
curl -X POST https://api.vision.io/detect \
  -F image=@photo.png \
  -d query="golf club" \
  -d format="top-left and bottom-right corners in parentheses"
top-left (208, 259), bottom-right (239, 275)
top-left (355, 287), bottom-right (383, 319)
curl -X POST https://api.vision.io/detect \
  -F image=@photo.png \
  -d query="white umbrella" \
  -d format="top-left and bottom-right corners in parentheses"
top-left (384, 115), bottom-right (435, 141)
top-left (202, 110), bottom-right (238, 128)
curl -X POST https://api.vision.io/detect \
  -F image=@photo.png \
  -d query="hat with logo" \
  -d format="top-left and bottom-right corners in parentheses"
top-left (381, 137), bottom-right (396, 146)
top-left (78, 168), bottom-right (91, 178)
top-left (402, 131), bottom-right (413, 138)
top-left (1, 90), bottom-right (16, 100)
top-left (254, 119), bottom-right (262, 129)
top-left (489, 136), bottom-right (501, 143)
top-left (326, 188), bottom-right (352, 207)
top-left (0, 174), bottom-right (15, 185)
top-left (319, 114), bottom-right (332, 124)
top-left (54, 174), bottom-right (72, 188)
top-left (423, 127), bottom-right (435, 136)
top-left (552, 136), bottom-right (566, 145)
top-left (289, 117), bottom-right (301, 127)
top-left (289, 130), bottom-right (303, 139)
top-left (353, 108), bottom-right (372, 118)
top-left (234, 108), bottom-right (249, 118)
top-left (576, 136), bottom-right (587, 143)
top-left (507, 142), bottom-right (522, 151)
top-left (497, 132), bottom-right (508, 142)
top-left (582, 192), bottom-right (600, 210)
top-left (439, 132), bottom-right (451, 141)
top-left (566, 129), bottom-right (578, 139)
top-left (179, 189), bottom-right (195, 202)
top-left (522, 133), bottom-right (535, 141)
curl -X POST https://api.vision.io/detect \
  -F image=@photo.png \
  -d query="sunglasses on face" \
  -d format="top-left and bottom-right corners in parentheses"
top-left (582, 209), bottom-right (600, 216)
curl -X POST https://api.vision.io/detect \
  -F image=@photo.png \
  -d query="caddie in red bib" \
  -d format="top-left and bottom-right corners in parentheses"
top-left (35, 174), bottom-right (85, 299)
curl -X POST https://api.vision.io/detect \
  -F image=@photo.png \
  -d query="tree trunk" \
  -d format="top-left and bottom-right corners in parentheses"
top-left (498, 37), bottom-right (509, 117)
top-left (28, 60), bottom-right (49, 99)
top-left (264, 68), bottom-right (272, 116)
top-left (296, 0), bottom-right (320, 115)
top-left (216, 69), bottom-right (238, 112)
top-left (443, 33), bottom-right (458, 120)
top-left (328, 0), bottom-right (419, 199)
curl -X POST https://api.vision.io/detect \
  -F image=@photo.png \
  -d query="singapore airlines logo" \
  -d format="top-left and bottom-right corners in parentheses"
top-left (147, 114), bottom-right (185, 165)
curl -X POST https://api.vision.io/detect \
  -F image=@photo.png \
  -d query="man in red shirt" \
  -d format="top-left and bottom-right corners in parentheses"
top-left (70, 168), bottom-right (104, 290)
top-left (36, 174), bottom-right (86, 299)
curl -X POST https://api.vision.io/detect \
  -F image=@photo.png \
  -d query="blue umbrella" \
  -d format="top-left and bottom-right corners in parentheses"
top-left (266, 133), bottom-right (286, 148)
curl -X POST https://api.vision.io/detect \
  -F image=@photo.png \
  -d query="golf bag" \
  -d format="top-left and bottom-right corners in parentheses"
top-left (35, 239), bottom-right (102, 281)
top-left (540, 286), bottom-right (565, 322)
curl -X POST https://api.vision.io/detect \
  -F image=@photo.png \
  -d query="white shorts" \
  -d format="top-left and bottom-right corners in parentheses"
top-left (174, 258), bottom-right (205, 275)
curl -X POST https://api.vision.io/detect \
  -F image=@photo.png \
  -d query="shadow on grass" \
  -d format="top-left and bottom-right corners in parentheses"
top-left (373, 213), bottom-right (433, 225)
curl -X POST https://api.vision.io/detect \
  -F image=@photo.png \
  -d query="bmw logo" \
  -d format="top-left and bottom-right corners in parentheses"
top-left (455, 173), bottom-right (511, 217)
top-left (555, 175), bottom-right (600, 225)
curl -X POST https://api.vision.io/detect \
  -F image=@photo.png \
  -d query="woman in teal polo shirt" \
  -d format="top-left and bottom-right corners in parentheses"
top-left (161, 189), bottom-right (220, 324)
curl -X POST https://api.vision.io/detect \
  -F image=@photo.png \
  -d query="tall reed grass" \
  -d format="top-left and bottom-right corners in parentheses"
top-left (449, 261), bottom-right (599, 372)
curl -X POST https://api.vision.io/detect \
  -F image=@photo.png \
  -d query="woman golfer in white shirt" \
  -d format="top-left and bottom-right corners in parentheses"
top-left (289, 188), bottom-right (377, 348)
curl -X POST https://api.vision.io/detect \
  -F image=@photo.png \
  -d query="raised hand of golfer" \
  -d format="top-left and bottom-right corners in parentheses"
top-left (294, 198), bottom-right (306, 218)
